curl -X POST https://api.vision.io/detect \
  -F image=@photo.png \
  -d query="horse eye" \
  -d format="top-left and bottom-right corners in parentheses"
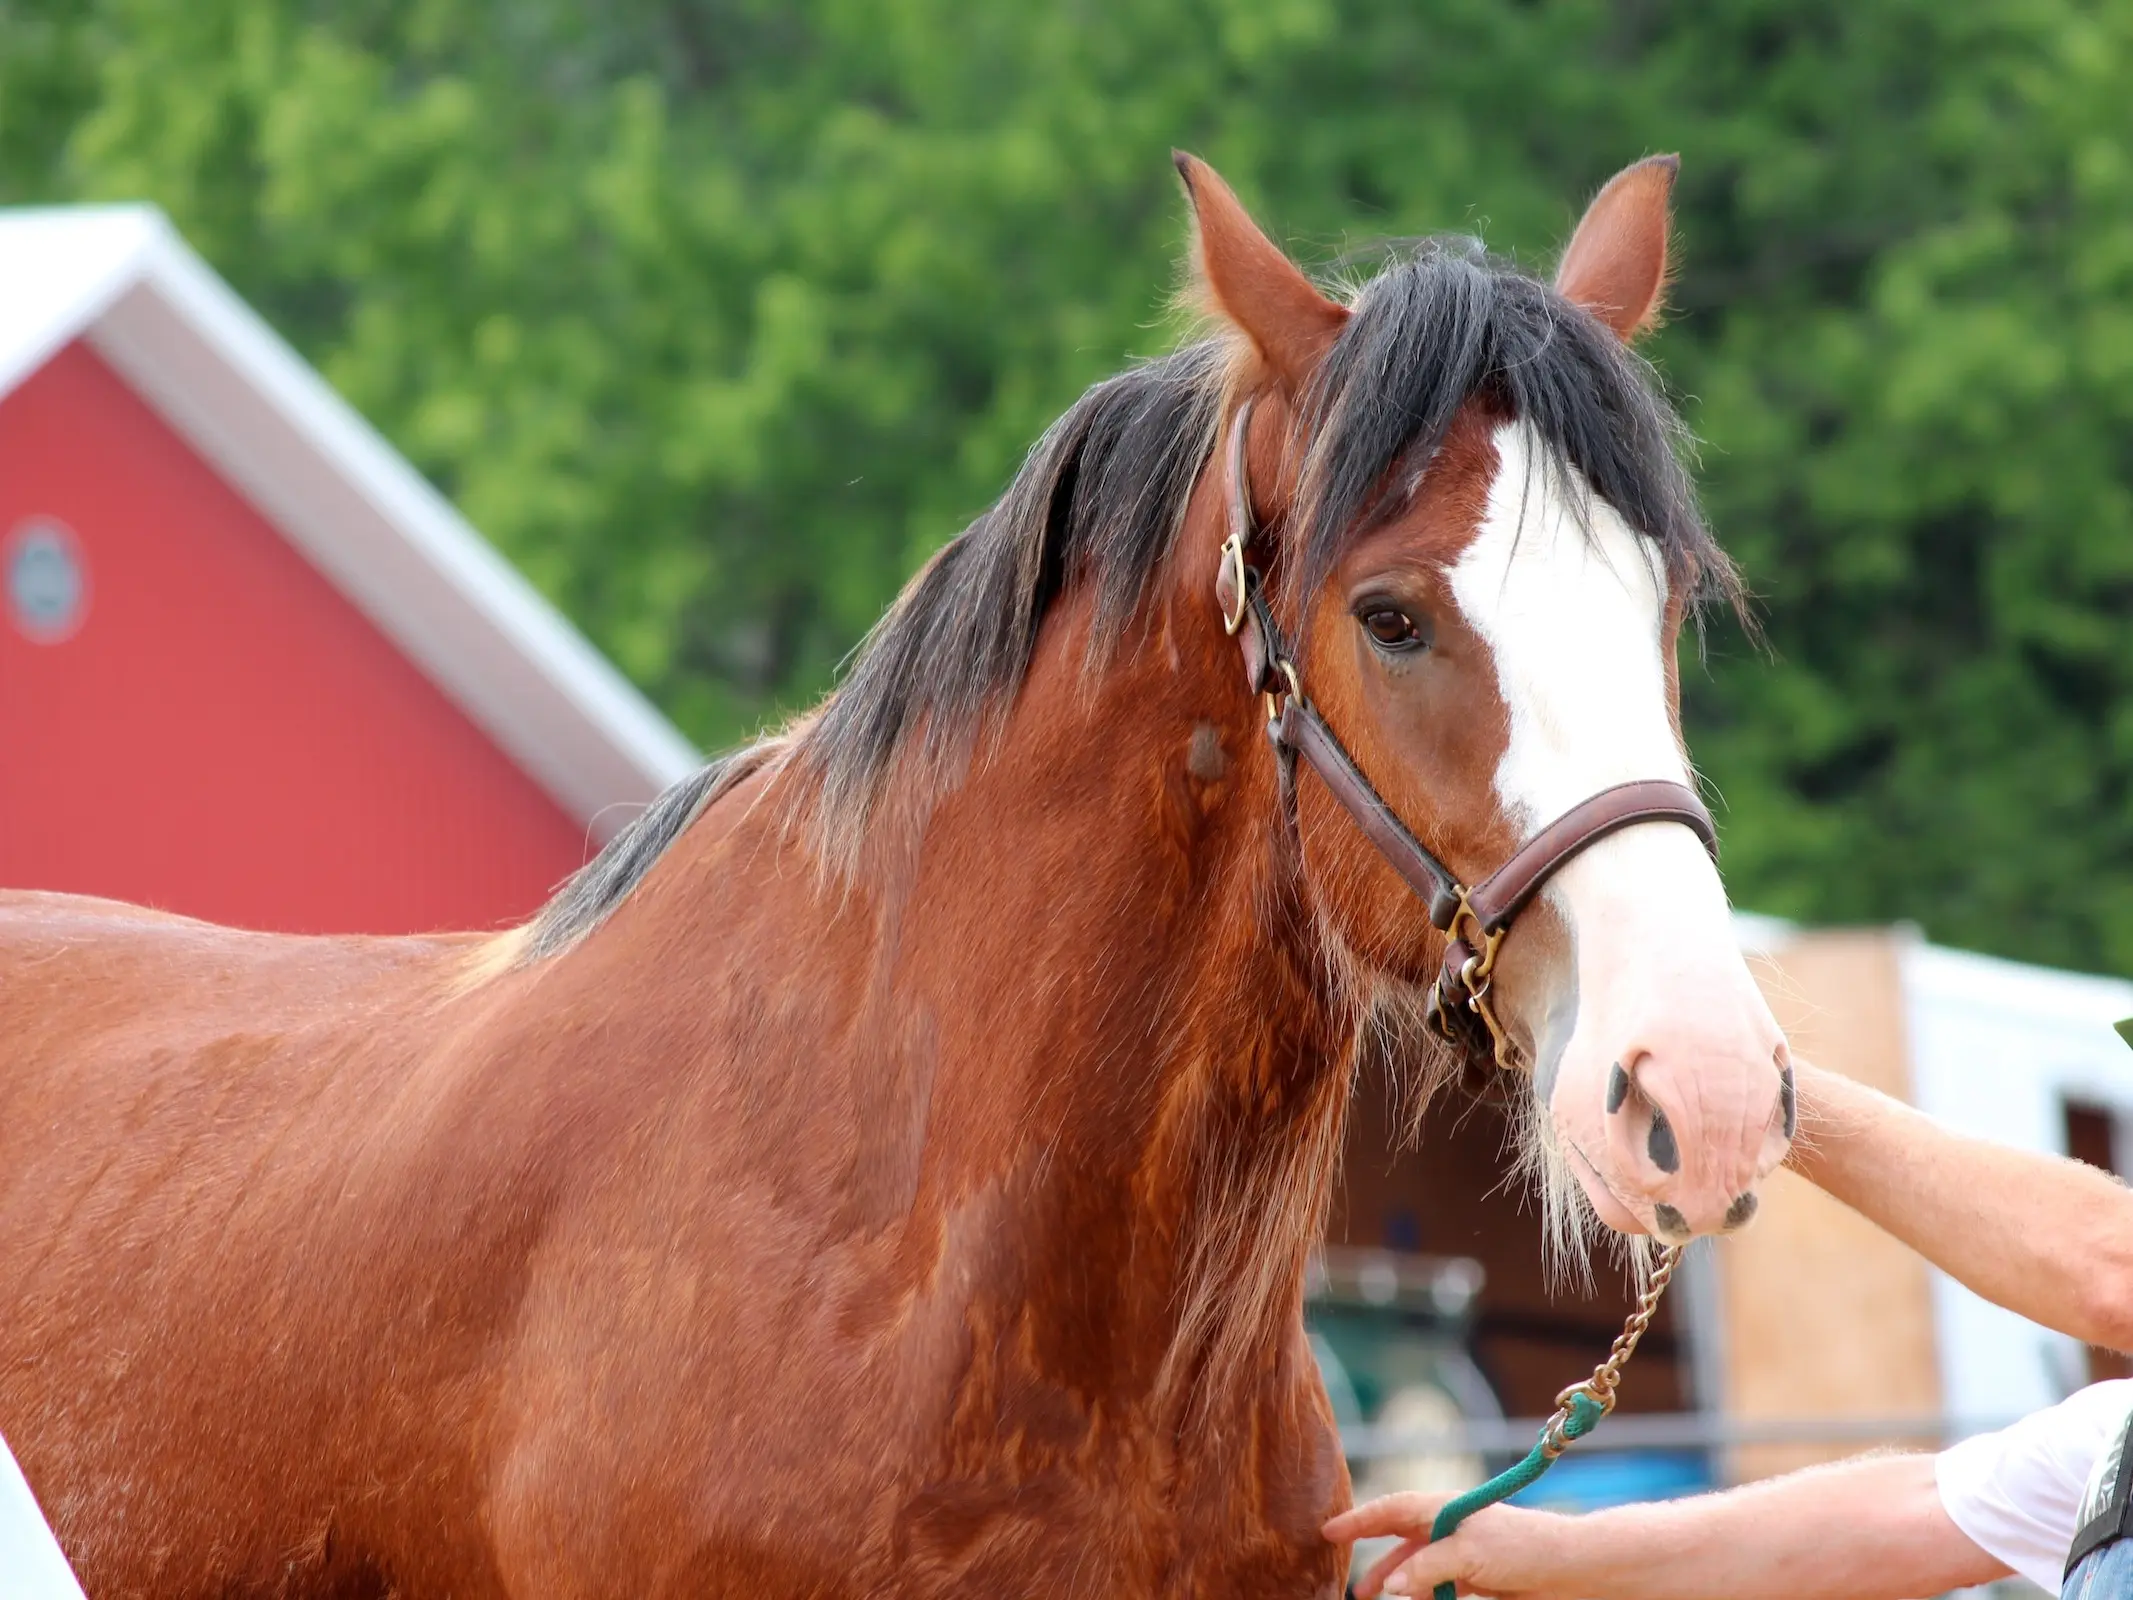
top-left (1359, 605), bottom-right (1424, 651)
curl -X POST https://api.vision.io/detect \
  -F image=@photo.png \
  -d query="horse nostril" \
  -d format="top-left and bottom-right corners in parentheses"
top-left (1652, 1202), bottom-right (1690, 1240)
top-left (1724, 1192), bottom-right (1760, 1230)
top-left (1779, 1062), bottom-right (1797, 1140)
top-left (1646, 1109), bottom-right (1679, 1174)
top-left (1607, 1062), bottom-right (1631, 1113)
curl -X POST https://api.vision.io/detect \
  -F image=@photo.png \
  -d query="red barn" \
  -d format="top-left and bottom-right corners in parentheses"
top-left (0, 206), bottom-right (697, 935)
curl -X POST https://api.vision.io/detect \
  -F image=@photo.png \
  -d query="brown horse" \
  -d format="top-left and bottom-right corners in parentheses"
top-left (0, 154), bottom-right (1791, 1598)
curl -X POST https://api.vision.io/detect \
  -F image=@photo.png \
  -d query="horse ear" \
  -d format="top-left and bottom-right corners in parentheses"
top-left (1556, 154), bottom-right (1679, 342)
top-left (1174, 151), bottom-right (1347, 390)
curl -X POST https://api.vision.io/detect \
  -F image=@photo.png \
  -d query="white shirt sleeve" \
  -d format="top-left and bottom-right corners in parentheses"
top-left (1936, 1379), bottom-right (2133, 1591)
top-left (0, 1430), bottom-right (87, 1600)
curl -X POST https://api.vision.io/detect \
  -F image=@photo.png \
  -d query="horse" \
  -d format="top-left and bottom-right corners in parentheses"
top-left (0, 152), bottom-right (1792, 1598)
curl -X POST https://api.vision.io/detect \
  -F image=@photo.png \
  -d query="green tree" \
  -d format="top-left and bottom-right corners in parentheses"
top-left (2, 0), bottom-right (2127, 970)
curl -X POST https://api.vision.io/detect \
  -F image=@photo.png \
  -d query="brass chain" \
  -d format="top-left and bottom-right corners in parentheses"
top-left (1539, 1242), bottom-right (1684, 1456)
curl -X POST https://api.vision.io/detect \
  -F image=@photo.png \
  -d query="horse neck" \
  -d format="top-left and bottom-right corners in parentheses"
top-left (614, 582), bottom-right (1348, 1427)
top-left (890, 587), bottom-right (1360, 1401)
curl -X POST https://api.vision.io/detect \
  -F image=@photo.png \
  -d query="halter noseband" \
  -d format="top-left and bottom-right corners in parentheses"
top-left (1213, 397), bottom-right (1718, 1069)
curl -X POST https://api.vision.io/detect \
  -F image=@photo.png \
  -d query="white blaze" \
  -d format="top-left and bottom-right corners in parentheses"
top-left (1448, 422), bottom-right (1687, 820)
top-left (1447, 422), bottom-right (1783, 1237)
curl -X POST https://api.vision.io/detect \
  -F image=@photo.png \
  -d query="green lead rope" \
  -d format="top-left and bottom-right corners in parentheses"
top-left (1414, 1244), bottom-right (1682, 1600)
top-left (1425, 1391), bottom-right (1608, 1600)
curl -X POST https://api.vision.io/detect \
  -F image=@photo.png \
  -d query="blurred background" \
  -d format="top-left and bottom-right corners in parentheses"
top-left (6, 0), bottom-right (2131, 970)
top-left (4, 0), bottom-right (2133, 1578)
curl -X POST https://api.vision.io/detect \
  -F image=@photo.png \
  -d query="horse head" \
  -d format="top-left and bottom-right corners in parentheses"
top-left (1176, 153), bottom-right (1792, 1250)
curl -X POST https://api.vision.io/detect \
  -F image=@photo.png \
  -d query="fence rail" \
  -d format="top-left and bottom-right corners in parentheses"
top-left (1341, 1412), bottom-right (2014, 1460)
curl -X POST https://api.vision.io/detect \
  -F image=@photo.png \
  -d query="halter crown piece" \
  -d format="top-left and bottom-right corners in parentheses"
top-left (1212, 396), bottom-right (1720, 1070)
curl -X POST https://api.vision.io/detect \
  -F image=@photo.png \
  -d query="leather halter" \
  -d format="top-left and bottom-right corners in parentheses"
top-left (1213, 397), bottom-right (1719, 1068)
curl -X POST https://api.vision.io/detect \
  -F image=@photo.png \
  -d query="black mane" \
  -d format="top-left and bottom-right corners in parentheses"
top-left (1301, 238), bottom-right (1728, 609)
top-left (520, 239), bottom-right (1733, 959)
top-left (799, 337), bottom-right (1229, 835)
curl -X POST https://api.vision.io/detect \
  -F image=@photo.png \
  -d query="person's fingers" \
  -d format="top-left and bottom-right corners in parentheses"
top-left (1324, 1491), bottom-right (1451, 1542)
top-left (1353, 1535), bottom-right (1426, 1599)
top-left (1380, 1539), bottom-right (1470, 1598)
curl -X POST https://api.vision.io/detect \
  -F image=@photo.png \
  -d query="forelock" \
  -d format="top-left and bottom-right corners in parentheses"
top-left (1292, 241), bottom-right (1736, 619)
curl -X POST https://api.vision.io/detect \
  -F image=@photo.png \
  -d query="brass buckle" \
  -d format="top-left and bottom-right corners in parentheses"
top-left (1262, 657), bottom-right (1301, 725)
top-left (1220, 533), bottom-right (1250, 636)
top-left (1447, 890), bottom-right (1508, 989)
top-left (1445, 889), bottom-right (1517, 1070)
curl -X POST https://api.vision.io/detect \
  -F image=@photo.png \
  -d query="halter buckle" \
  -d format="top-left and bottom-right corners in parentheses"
top-left (1220, 532), bottom-right (1250, 636)
top-left (1445, 890), bottom-right (1510, 991)
top-left (1262, 657), bottom-right (1301, 725)
top-left (1443, 890), bottom-right (1518, 1070)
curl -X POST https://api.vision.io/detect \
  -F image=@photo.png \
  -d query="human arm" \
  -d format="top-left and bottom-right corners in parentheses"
top-left (1788, 1059), bottom-right (2133, 1351)
top-left (1323, 1451), bottom-right (2008, 1600)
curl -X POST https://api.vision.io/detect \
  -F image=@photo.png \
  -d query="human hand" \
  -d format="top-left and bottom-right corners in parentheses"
top-left (1324, 1492), bottom-right (1576, 1599)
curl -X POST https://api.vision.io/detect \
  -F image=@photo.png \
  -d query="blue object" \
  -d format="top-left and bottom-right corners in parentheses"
top-left (5, 519), bottom-right (88, 643)
top-left (1509, 1448), bottom-right (1714, 1511)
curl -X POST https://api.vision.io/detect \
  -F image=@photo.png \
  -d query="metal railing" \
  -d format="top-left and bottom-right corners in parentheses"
top-left (1341, 1411), bottom-right (2014, 1460)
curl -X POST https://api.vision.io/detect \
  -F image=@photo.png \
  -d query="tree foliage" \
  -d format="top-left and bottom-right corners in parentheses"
top-left (3, 0), bottom-right (2129, 970)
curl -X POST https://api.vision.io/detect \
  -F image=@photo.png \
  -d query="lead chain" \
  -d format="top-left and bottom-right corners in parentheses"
top-left (1542, 1242), bottom-right (1683, 1455)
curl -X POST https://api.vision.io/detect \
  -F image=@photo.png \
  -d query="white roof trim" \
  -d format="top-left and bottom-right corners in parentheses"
top-left (0, 205), bottom-right (698, 839)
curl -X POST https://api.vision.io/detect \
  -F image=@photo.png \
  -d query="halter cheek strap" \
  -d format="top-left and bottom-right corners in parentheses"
top-left (1215, 396), bottom-right (1718, 1067)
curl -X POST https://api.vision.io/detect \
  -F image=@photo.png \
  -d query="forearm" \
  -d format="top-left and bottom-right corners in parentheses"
top-left (1536, 1454), bottom-right (2002, 1600)
top-left (1788, 1062), bottom-right (2133, 1350)
top-left (1341, 1453), bottom-right (2007, 1600)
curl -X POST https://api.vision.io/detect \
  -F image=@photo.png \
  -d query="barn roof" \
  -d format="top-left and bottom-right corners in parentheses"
top-left (0, 204), bottom-right (697, 839)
